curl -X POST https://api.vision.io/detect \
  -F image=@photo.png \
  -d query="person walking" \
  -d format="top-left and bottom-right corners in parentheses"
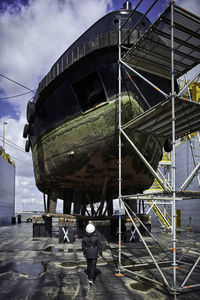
top-left (82, 223), bottom-right (102, 285)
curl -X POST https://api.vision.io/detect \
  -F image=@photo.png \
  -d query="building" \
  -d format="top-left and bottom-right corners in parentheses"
top-left (0, 147), bottom-right (15, 226)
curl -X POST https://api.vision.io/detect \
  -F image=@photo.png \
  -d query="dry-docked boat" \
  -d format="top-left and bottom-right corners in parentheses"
top-left (23, 1), bottom-right (175, 215)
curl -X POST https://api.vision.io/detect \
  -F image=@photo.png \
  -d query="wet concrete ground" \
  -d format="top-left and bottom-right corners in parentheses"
top-left (0, 222), bottom-right (200, 300)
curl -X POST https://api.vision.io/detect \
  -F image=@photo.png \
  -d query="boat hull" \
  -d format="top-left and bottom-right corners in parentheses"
top-left (25, 7), bottom-right (173, 208)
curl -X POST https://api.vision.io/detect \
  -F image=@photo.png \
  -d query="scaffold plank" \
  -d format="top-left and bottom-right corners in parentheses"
top-left (123, 4), bottom-right (200, 79)
top-left (122, 98), bottom-right (200, 139)
top-left (122, 190), bottom-right (200, 200)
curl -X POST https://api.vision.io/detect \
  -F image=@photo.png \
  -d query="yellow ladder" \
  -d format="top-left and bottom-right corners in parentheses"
top-left (147, 199), bottom-right (172, 229)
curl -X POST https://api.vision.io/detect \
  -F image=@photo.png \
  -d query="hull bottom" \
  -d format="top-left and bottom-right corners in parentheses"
top-left (33, 94), bottom-right (164, 201)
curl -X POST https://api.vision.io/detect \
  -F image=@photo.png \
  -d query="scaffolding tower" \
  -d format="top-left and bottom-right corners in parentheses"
top-left (117, 0), bottom-right (200, 296)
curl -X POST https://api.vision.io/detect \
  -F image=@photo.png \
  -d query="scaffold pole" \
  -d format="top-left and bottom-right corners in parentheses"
top-left (118, 18), bottom-right (122, 275)
top-left (171, 0), bottom-right (177, 293)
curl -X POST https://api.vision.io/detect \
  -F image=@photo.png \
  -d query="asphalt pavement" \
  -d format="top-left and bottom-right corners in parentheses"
top-left (0, 221), bottom-right (200, 300)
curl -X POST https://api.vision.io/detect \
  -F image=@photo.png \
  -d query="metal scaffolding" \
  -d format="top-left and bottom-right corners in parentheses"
top-left (117, 0), bottom-right (200, 296)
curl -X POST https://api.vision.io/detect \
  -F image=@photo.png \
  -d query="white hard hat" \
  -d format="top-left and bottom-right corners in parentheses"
top-left (86, 223), bottom-right (95, 233)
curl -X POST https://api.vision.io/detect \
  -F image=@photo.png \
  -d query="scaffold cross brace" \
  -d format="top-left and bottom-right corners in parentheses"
top-left (62, 227), bottom-right (69, 242)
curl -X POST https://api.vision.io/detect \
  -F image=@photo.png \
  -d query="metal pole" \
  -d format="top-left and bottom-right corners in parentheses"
top-left (43, 193), bottom-right (47, 213)
top-left (118, 18), bottom-right (122, 274)
top-left (177, 70), bottom-right (200, 97)
top-left (180, 256), bottom-right (200, 291)
top-left (120, 60), bottom-right (168, 98)
top-left (178, 235), bottom-right (200, 263)
top-left (120, 0), bottom-right (143, 30)
top-left (184, 74), bottom-right (192, 101)
top-left (124, 69), bottom-right (151, 108)
top-left (121, 0), bottom-right (158, 45)
top-left (171, 0), bottom-right (177, 292)
top-left (188, 135), bottom-right (200, 188)
top-left (2, 121), bottom-right (7, 154)
top-left (181, 283), bottom-right (200, 290)
top-left (123, 201), bottom-right (172, 257)
top-left (123, 260), bottom-right (172, 268)
top-left (120, 198), bottom-right (171, 290)
top-left (121, 267), bottom-right (165, 286)
top-left (178, 160), bottom-right (200, 192)
top-left (121, 128), bottom-right (172, 192)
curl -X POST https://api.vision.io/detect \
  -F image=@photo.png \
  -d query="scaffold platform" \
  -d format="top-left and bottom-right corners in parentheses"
top-left (123, 4), bottom-right (200, 79)
top-left (122, 97), bottom-right (200, 139)
top-left (122, 190), bottom-right (200, 200)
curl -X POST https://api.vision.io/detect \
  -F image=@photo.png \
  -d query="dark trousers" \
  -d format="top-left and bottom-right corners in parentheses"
top-left (87, 258), bottom-right (97, 281)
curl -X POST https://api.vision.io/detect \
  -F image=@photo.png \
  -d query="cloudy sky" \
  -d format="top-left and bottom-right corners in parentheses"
top-left (0, 0), bottom-right (199, 212)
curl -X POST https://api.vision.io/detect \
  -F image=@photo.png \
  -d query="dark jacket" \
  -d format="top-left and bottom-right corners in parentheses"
top-left (82, 231), bottom-right (102, 259)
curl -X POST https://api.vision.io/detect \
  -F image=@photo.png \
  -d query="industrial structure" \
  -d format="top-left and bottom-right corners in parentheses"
top-left (0, 122), bottom-right (15, 226)
top-left (116, 0), bottom-right (200, 297)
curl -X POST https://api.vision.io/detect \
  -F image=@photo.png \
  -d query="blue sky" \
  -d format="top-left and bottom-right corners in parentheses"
top-left (0, 0), bottom-right (199, 211)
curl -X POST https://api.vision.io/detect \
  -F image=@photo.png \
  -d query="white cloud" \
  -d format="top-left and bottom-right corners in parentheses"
top-left (0, 0), bottom-right (111, 211)
top-left (176, 0), bottom-right (200, 15)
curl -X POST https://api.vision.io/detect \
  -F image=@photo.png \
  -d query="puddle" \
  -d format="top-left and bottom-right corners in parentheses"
top-left (43, 246), bottom-right (82, 253)
top-left (61, 261), bottom-right (78, 268)
top-left (61, 261), bottom-right (86, 268)
top-left (79, 261), bottom-right (87, 266)
top-left (14, 262), bottom-right (47, 276)
top-left (64, 248), bottom-right (82, 253)
top-left (0, 262), bottom-right (14, 274)
top-left (43, 246), bottom-right (62, 253)
top-left (63, 249), bottom-right (73, 253)
top-left (0, 261), bottom-right (48, 276)
top-left (130, 282), bottom-right (152, 292)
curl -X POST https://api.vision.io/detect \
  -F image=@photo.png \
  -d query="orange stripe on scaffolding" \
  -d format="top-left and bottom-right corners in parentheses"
top-left (173, 248), bottom-right (176, 252)
top-left (128, 75), bottom-right (132, 79)
top-left (187, 285), bottom-right (190, 289)
top-left (115, 273), bottom-right (125, 277)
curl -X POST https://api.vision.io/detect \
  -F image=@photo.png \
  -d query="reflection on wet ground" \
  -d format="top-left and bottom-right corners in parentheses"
top-left (43, 246), bottom-right (63, 253)
top-left (42, 246), bottom-right (83, 253)
top-left (15, 261), bottom-right (47, 276)
top-left (130, 282), bottom-right (152, 292)
top-left (61, 261), bottom-right (87, 268)
top-left (0, 261), bottom-right (47, 276)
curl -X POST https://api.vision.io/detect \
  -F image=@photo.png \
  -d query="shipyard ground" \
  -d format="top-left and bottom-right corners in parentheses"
top-left (0, 221), bottom-right (200, 300)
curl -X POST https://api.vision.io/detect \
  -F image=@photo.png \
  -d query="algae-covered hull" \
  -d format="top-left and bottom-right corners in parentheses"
top-left (33, 94), bottom-right (163, 198)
